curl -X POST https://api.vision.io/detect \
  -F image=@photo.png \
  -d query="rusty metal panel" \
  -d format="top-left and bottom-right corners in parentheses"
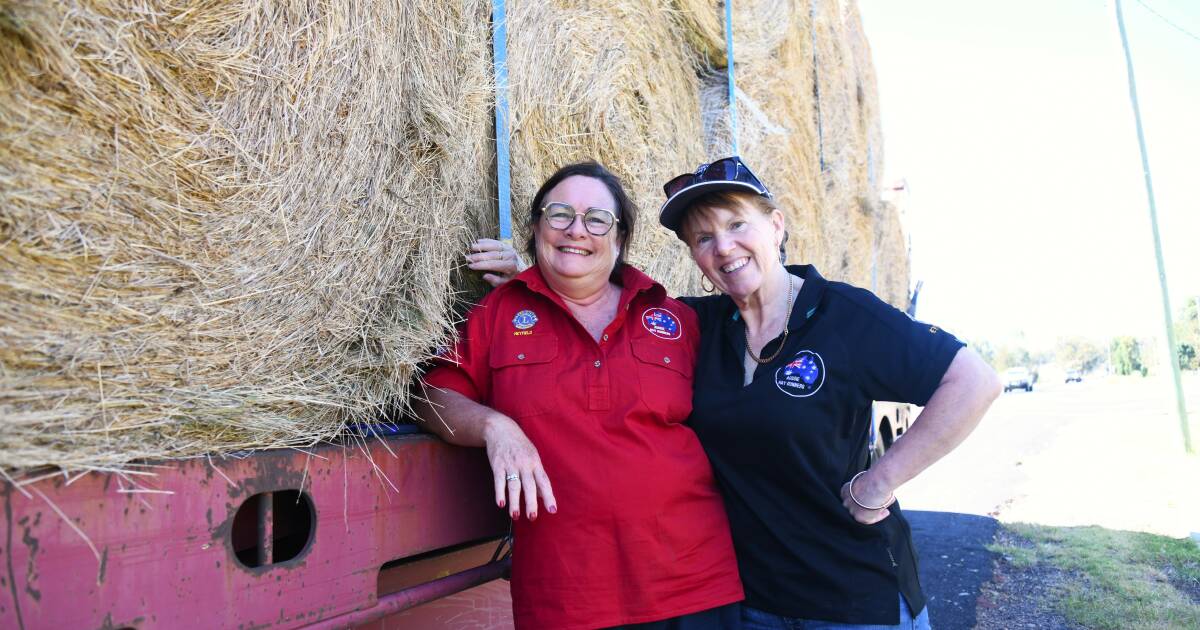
top-left (0, 435), bottom-right (507, 629)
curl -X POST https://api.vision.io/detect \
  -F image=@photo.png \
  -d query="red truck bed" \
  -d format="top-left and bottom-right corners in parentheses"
top-left (0, 433), bottom-right (512, 628)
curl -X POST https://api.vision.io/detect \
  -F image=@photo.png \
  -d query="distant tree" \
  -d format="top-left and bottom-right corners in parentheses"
top-left (1110, 336), bottom-right (1146, 376)
top-left (1055, 337), bottom-right (1104, 372)
top-left (991, 344), bottom-right (1032, 372)
top-left (1033, 349), bottom-right (1054, 366)
top-left (1180, 344), bottom-right (1197, 371)
top-left (1174, 297), bottom-right (1199, 371)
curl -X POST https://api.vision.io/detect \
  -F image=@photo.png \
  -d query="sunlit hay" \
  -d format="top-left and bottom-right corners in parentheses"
top-left (0, 1), bottom-right (494, 475)
top-left (672, 0), bottom-right (795, 67)
top-left (504, 0), bottom-right (709, 296)
top-left (841, 0), bottom-right (907, 307)
top-left (872, 199), bottom-right (911, 309)
top-left (804, 0), bottom-right (873, 287)
top-left (842, 0), bottom-right (884, 198)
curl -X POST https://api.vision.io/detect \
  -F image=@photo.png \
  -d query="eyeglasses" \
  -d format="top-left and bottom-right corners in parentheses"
top-left (541, 202), bottom-right (620, 236)
top-left (662, 156), bottom-right (772, 199)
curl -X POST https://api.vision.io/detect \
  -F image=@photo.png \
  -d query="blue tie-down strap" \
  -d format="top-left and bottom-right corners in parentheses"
top-left (344, 422), bottom-right (421, 437)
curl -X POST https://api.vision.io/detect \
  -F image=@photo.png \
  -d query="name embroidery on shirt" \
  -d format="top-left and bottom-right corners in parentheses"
top-left (775, 350), bottom-right (825, 398)
top-left (641, 307), bottom-right (681, 340)
top-left (512, 309), bottom-right (538, 336)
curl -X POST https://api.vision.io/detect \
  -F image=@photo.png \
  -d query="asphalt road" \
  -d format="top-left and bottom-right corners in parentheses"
top-left (898, 373), bottom-right (1200, 629)
top-left (902, 373), bottom-right (1199, 536)
top-left (905, 510), bottom-right (998, 629)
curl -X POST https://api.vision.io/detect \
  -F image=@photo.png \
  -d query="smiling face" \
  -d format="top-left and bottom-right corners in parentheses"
top-left (532, 175), bottom-right (623, 291)
top-left (681, 194), bottom-right (785, 302)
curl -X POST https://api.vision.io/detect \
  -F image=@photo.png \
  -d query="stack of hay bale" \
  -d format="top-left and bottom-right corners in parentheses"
top-left (0, 0), bottom-right (909, 475)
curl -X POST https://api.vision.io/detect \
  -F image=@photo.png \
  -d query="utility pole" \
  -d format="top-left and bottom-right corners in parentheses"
top-left (1114, 0), bottom-right (1192, 454)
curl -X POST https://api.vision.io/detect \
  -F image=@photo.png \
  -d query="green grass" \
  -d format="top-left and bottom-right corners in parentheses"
top-left (987, 523), bottom-right (1200, 629)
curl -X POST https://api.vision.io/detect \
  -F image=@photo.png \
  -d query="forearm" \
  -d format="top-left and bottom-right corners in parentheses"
top-left (413, 381), bottom-right (557, 518)
top-left (866, 348), bottom-right (1002, 496)
top-left (412, 384), bottom-right (505, 448)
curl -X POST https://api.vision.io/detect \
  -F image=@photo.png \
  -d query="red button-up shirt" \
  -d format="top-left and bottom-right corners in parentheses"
top-left (425, 265), bottom-right (742, 629)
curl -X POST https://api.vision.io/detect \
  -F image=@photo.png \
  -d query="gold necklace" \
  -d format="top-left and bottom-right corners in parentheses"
top-left (745, 273), bottom-right (794, 364)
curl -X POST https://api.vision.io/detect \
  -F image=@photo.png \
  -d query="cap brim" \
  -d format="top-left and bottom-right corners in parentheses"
top-left (658, 180), bottom-right (767, 233)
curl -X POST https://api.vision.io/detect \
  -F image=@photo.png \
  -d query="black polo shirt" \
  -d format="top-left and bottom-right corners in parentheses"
top-left (681, 264), bottom-right (964, 625)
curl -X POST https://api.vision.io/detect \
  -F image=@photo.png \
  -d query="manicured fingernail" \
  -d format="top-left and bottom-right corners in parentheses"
top-left (548, 505), bottom-right (557, 514)
top-left (511, 510), bottom-right (519, 519)
top-left (530, 512), bottom-right (537, 521)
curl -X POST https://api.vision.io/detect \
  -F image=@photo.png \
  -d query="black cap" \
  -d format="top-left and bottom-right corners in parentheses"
top-left (658, 156), bottom-right (772, 233)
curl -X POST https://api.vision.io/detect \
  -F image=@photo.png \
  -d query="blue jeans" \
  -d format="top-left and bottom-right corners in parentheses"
top-left (740, 595), bottom-right (931, 630)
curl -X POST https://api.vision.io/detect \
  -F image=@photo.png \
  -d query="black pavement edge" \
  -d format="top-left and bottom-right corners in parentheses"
top-left (906, 509), bottom-right (999, 630)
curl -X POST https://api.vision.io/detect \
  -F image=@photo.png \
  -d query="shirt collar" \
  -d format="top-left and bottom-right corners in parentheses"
top-left (727, 264), bottom-right (828, 327)
top-left (512, 264), bottom-right (663, 310)
top-left (787, 264), bottom-right (827, 325)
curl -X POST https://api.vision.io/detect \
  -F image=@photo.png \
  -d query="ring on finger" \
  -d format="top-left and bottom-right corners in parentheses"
top-left (505, 473), bottom-right (519, 482)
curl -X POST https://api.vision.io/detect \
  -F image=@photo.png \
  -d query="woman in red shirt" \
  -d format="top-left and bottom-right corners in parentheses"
top-left (416, 162), bottom-right (742, 629)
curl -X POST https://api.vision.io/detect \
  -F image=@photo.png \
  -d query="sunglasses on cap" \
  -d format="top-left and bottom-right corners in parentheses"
top-left (661, 156), bottom-right (772, 200)
top-left (658, 156), bottom-right (773, 233)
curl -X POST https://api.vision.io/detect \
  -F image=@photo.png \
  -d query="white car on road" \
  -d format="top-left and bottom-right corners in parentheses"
top-left (1003, 367), bottom-right (1033, 393)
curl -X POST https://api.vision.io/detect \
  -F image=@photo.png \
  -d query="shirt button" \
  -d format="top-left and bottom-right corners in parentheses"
top-left (602, 334), bottom-right (609, 342)
top-left (663, 356), bottom-right (671, 364)
top-left (517, 353), bottom-right (526, 360)
top-left (593, 360), bottom-right (601, 368)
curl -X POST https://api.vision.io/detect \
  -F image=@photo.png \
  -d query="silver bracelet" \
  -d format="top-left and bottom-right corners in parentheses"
top-left (848, 470), bottom-right (895, 511)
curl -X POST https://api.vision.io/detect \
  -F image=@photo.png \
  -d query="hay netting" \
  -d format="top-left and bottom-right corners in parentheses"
top-left (0, 1), bottom-right (494, 473)
top-left (0, 0), bottom-right (906, 474)
top-left (689, 0), bottom-right (908, 306)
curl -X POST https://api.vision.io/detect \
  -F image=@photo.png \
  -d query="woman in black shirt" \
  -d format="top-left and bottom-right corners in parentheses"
top-left (655, 156), bottom-right (1001, 629)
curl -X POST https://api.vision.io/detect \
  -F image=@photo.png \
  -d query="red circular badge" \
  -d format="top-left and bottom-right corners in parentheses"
top-left (641, 307), bottom-right (682, 340)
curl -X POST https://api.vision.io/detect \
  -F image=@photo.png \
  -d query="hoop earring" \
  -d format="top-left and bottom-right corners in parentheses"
top-left (701, 276), bottom-right (716, 294)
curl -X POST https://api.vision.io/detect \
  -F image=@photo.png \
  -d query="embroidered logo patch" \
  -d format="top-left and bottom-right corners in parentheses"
top-left (512, 309), bottom-right (538, 330)
top-left (775, 350), bottom-right (825, 398)
top-left (641, 307), bottom-right (681, 340)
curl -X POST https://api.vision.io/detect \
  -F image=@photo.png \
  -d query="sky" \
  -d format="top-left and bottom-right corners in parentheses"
top-left (858, 0), bottom-right (1199, 353)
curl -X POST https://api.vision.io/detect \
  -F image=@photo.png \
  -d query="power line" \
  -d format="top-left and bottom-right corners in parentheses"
top-left (1133, 0), bottom-right (1200, 43)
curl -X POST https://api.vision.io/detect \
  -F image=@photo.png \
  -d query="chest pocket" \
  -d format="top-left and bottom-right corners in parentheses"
top-left (631, 339), bottom-right (694, 423)
top-left (489, 333), bottom-right (558, 418)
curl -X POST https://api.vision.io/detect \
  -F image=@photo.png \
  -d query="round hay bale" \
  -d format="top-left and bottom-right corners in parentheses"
top-left (504, 0), bottom-right (709, 295)
top-left (0, 1), bottom-right (494, 473)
